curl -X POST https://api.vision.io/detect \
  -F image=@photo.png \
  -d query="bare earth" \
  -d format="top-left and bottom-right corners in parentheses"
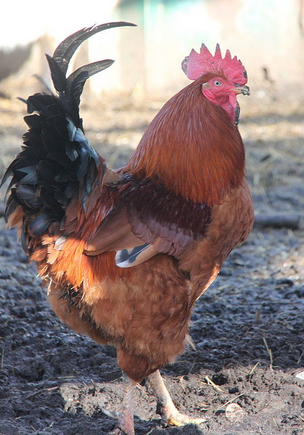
top-left (0, 88), bottom-right (304, 435)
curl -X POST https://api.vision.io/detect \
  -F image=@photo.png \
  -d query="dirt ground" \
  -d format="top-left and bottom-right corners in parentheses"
top-left (0, 82), bottom-right (304, 435)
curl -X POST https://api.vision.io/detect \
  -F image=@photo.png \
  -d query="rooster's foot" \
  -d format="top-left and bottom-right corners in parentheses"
top-left (161, 409), bottom-right (205, 427)
top-left (106, 374), bottom-right (136, 435)
top-left (108, 427), bottom-right (133, 435)
top-left (147, 370), bottom-right (205, 428)
top-left (106, 408), bottom-right (135, 435)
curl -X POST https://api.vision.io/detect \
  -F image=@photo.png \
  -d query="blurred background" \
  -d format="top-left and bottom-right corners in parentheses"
top-left (0, 0), bottom-right (303, 98)
top-left (0, 0), bottom-right (304, 216)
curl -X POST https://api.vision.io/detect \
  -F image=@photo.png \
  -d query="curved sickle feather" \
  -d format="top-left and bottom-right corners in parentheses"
top-left (52, 22), bottom-right (136, 77)
top-left (66, 59), bottom-right (114, 107)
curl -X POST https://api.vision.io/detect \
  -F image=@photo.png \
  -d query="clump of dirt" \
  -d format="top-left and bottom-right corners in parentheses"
top-left (0, 93), bottom-right (304, 435)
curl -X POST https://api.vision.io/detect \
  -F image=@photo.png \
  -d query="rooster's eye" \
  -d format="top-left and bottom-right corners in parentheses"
top-left (213, 80), bottom-right (222, 87)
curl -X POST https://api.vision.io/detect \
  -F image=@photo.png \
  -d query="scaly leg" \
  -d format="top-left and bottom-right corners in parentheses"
top-left (147, 370), bottom-right (205, 427)
top-left (107, 374), bottom-right (136, 435)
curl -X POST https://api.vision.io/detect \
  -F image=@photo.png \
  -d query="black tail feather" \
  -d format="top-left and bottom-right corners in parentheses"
top-left (46, 54), bottom-right (67, 94)
top-left (1, 22), bottom-right (136, 250)
top-left (47, 21), bottom-right (136, 126)
top-left (52, 22), bottom-right (136, 78)
top-left (66, 59), bottom-right (114, 108)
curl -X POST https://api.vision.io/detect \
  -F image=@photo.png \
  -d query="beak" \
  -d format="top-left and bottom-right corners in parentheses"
top-left (234, 85), bottom-right (250, 96)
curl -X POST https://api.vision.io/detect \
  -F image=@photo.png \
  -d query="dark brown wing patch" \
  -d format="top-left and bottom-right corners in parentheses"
top-left (120, 176), bottom-right (212, 258)
top-left (83, 176), bottom-right (212, 263)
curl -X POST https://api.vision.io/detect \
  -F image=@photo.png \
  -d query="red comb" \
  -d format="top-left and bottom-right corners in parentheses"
top-left (182, 43), bottom-right (247, 85)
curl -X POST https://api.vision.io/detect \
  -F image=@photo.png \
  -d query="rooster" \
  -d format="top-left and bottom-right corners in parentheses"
top-left (1, 22), bottom-right (254, 435)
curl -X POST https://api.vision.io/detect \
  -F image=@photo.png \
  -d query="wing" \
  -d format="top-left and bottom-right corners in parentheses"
top-left (84, 176), bottom-right (212, 267)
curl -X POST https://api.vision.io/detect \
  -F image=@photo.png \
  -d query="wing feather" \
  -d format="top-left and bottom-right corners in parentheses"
top-left (83, 176), bottom-right (212, 267)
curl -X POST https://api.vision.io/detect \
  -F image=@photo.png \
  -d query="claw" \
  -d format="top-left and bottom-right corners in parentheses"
top-left (164, 412), bottom-right (206, 427)
top-left (108, 428), bottom-right (132, 435)
top-left (147, 370), bottom-right (205, 429)
top-left (101, 407), bottom-right (119, 419)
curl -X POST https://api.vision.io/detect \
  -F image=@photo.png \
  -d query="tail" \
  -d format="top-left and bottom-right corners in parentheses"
top-left (1, 21), bottom-right (136, 251)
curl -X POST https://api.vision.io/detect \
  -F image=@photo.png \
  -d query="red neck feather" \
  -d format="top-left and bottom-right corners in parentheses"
top-left (125, 77), bottom-right (245, 205)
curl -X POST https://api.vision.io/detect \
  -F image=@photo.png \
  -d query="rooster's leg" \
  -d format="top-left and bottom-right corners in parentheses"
top-left (147, 370), bottom-right (205, 427)
top-left (108, 374), bottom-right (136, 435)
